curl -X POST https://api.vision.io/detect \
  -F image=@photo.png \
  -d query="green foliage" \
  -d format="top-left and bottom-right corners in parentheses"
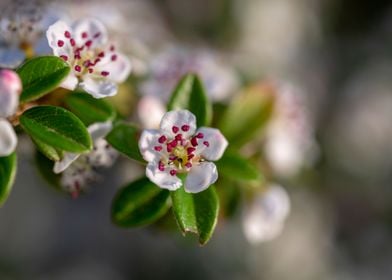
top-left (20, 106), bottom-right (92, 153)
top-left (106, 122), bottom-right (144, 163)
top-left (217, 150), bottom-right (263, 182)
top-left (168, 74), bottom-right (212, 126)
top-left (65, 91), bottom-right (116, 126)
top-left (34, 151), bottom-right (61, 189)
top-left (219, 84), bottom-right (275, 147)
top-left (171, 185), bottom-right (219, 245)
top-left (17, 56), bottom-right (70, 103)
top-left (32, 137), bottom-right (63, 161)
top-left (0, 153), bottom-right (17, 207)
top-left (112, 177), bottom-right (171, 227)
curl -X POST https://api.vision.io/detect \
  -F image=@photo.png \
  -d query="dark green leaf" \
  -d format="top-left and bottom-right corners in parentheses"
top-left (112, 177), bottom-right (171, 227)
top-left (167, 74), bottom-right (212, 126)
top-left (34, 151), bottom-right (61, 189)
top-left (17, 56), bottom-right (70, 103)
top-left (0, 153), bottom-right (17, 207)
top-left (20, 106), bottom-right (92, 153)
top-left (106, 122), bottom-right (144, 163)
top-left (171, 185), bottom-right (219, 245)
top-left (219, 84), bottom-right (275, 147)
top-left (65, 91), bottom-right (116, 126)
top-left (216, 151), bottom-right (263, 182)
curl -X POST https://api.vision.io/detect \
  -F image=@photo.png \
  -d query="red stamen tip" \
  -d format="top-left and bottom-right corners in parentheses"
top-left (181, 125), bottom-right (190, 131)
top-left (158, 135), bottom-right (167, 144)
top-left (154, 146), bottom-right (162, 151)
top-left (172, 126), bottom-right (179, 133)
top-left (196, 133), bottom-right (204, 139)
top-left (64, 31), bottom-right (71, 38)
top-left (82, 32), bottom-right (88, 39)
top-left (203, 141), bottom-right (210, 147)
top-left (60, 55), bottom-right (68, 61)
top-left (74, 65), bottom-right (81, 72)
top-left (101, 71), bottom-right (109, 77)
top-left (185, 163), bottom-right (192, 168)
top-left (57, 40), bottom-right (64, 47)
top-left (170, 170), bottom-right (177, 176)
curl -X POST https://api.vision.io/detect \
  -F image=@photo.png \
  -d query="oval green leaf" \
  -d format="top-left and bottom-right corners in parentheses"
top-left (32, 136), bottom-right (63, 161)
top-left (20, 106), bottom-right (92, 153)
top-left (106, 122), bottom-right (144, 163)
top-left (219, 84), bottom-right (275, 147)
top-left (0, 153), bottom-right (17, 207)
top-left (216, 151), bottom-right (263, 182)
top-left (112, 177), bottom-right (171, 227)
top-left (171, 185), bottom-right (219, 245)
top-left (167, 74), bottom-right (212, 127)
top-left (65, 91), bottom-right (116, 126)
top-left (17, 56), bottom-right (71, 103)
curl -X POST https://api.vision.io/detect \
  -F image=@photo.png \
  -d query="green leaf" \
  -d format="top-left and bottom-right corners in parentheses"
top-left (167, 74), bottom-right (212, 126)
top-left (20, 106), bottom-right (92, 153)
top-left (0, 153), bottom-right (17, 207)
top-left (17, 56), bottom-right (70, 103)
top-left (32, 136), bottom-right (63, 161)
top-left (106, 122), bottom-right (144, 163)
top-left (216, 151), bottom-right (263, 182)
top-left (219, 84), bottom-right (275, 147)
top-left (112, 177), bottom-right (171, 227)
top-left (171, 186), bottom-right (219, 245)
top-left (65, 91), bottom-right (116, 126)
top-left (34, 151), bottom-right (61, 189)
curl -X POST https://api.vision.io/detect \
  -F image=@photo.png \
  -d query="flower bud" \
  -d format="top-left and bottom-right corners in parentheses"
top-left (0, 69), bottom-right (21, 118)
top-left (0, 119), bottom-right (17, 156)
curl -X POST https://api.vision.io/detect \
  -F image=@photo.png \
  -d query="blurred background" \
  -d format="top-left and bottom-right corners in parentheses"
top-left (2, 0), bottom-right (392, 279)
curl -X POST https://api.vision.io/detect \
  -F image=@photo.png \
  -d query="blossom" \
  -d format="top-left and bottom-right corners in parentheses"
top-left (53, 121), bottom-right (118, 197)
top-left (264, 83), bottom-right (318, 177)
top-left (0, 0), bottom-right (60, 67)
top-left (242, 184), bottom-right (290, 244)
top-left (46, 18), bottom-right (131, 98)
top-left (139, 110), bottom-right (228, 193)
top-left (0, 70), bottom-right (21, 156)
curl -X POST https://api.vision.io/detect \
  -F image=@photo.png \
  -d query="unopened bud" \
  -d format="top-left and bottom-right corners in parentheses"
top-left (0, 69), bottom-right (22, 118)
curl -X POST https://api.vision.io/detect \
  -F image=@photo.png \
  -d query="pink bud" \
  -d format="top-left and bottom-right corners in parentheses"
top-left (0, 70), bottom-right (21, 117)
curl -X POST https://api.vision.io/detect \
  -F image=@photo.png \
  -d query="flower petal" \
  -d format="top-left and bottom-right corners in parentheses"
top-left (87, 121), bottom-right (112, 141)
top-left (60, 73), bottom-right (78, 91)
top-left (79, 77), bottom-right (117, 98)
top-left (146, 161), bottom-right (182, 191)
top-left (196, 127), bottom-right (228, 161)
top-left (138, 129), bottom-right (161, 162)
top-left (46, 20), bottom-right (73, 57)
top-left (72, 18), bottom-right (108, 48)
top-left (97, 53), bottom-right (131, 83)
top-left (0, 69), bottom-right (21, 118)
top-left (0, 119), bottom-right (17, 157)
top-left (0, 46), bottom-right (25, 68)
top-left (160, 110), bottom-right (196, 138)
top-left (53, 152), bottom-right (80, 174)
top-left (185, 162), bottom-right (218, 193)
top-left (137, 96), bottom-right (166, 129)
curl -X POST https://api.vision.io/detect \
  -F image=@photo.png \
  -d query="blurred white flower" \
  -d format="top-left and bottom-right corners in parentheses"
top-left (140, 46), bottom-right (239, 103)
top-left (54, 121), bottom-right (118, 198)
top-left (0, 69), bottom-right (21, 156)
top-left (0, 0), bottom-right (60, 67)
top-left (139, 110), bottom-right (228, 193)
top-left (264, 83), bottom-right (318, 177)
top-left (242, 184), bottom-right (290, 243)
top-left (137, 95), bottom-right (166, 129)
top-left (46, 19), bottom-right (131, 98)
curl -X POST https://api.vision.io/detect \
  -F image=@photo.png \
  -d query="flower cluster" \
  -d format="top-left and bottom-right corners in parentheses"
top-left (54, 121), bottom-right (118, 198)
top-left (139, 110), bottom-right (228, 193)
top-left (46, 19), bottom-right (131, 98)
top-left (0, 70), bottom-right (21, 156)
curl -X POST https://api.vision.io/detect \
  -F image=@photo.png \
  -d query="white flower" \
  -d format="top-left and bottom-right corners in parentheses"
top-left (0, 69), bottom-right (21, 156)
top-left (46, 19), bottom-right (131, 98)
top-left (54, 121), bottom-right (118, 197)
top-left (0, 0), bottom-right (60, 67)
top-left (242, 184), bottom-right (290, 244)
top-left (139, 110), bottom-right (228, 193)
top-left (140, 46), bottom-right (239, 103)
top-left (264, 83), bottom-right (318, 177)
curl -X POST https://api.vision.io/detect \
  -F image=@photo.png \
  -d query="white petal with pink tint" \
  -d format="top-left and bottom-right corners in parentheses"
top-left (0, 119), bottom-right (17, 157)
top-left (98, 53), bottom-right (131, 83)
top-left (88, 121), bottom-right (112, 141)
top-left (137, 96), bottom-right (166, 129)
top-left (138, 129), bottom-right (161, 162)
top-left (60, 73), bottom-right (78, 91)
top-left (72, 18), bottom-right (108, 48)
top-left (0, 69), bottom-right (22, 118)
top-left (53, 152), bottom-right (80, 174)
top-left (79, 77), bottom-right (117, 98)
top-left (146, 162), bottom-right (182, 191)
top-left (46, 20), bottom-right (73, 57)
top-left (160, 110), bottom-right (196, 138)
top-left (196, 127), bottom-right (228, 161)
top-left (185, 162), bottom-right (218, 193)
